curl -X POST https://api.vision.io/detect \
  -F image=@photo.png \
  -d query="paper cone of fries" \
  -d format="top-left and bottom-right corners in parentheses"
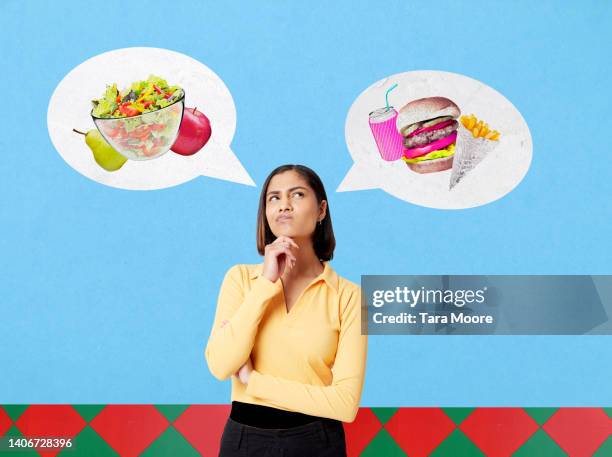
top-left (449, 127), bottom-right (500, 190)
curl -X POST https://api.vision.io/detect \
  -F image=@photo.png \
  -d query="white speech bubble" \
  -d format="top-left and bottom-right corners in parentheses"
top-left (339, 71), bottom-right (532, 209)
top-left (47, 47), bottom-right (254, 190)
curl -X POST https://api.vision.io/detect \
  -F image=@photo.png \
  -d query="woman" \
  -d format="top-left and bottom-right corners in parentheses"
top-left (205, 164), bottom-right (367, 457)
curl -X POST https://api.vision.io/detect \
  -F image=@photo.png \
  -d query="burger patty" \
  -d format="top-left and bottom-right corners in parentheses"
top-left (404, 120), bottom-right (458, 148)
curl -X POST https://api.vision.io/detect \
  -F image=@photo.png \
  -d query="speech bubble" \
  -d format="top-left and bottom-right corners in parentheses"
top-left (339, 71), bottom-right (532, 209)
top-left (47, 47), bottom-right (254, 190)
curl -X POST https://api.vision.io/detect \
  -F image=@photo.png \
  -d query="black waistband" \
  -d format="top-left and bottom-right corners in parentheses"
top-left (229, 401), bottom-right (323, 429)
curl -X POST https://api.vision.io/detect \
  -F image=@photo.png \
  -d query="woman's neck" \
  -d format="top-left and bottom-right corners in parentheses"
top-left (281, 239), bottom-right (323, 281)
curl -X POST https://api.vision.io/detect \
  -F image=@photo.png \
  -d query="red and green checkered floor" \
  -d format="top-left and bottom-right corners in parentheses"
top-left (1, 405), bottom-right (611, 456)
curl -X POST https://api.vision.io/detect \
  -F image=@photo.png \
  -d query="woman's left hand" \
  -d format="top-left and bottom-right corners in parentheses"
top-left (236, 358), bottom-right (253, 384)
top-left (221, 319), bottom-right (253, 384)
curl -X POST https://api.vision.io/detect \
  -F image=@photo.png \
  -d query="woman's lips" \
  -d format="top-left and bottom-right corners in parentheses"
top-left (276, 215), bottom-right (293, 223)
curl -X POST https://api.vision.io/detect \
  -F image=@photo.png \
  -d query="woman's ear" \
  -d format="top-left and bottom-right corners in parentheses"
top-left (319, 200), bottom-right (327, 221)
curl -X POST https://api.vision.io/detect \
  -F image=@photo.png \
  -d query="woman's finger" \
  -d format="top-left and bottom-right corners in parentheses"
top-left (281, 248), bottom-right (297, 263)
top-left (274, 236), bottom-right (299, 250)
top-left (270, 245), bottom-right (297, 262)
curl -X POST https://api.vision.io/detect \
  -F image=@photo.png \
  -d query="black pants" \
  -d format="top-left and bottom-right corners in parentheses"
top-left (218, 417), bottom-right (347, 456)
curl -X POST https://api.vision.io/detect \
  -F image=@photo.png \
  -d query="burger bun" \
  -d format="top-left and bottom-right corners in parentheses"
top-left (404, 155), bottom-right (454, 174)
top-left (397, 97), bottom-right (460, 135)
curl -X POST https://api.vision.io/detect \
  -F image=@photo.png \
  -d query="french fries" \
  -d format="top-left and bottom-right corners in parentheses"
top-left (460, 114), bottom-right (500, 141)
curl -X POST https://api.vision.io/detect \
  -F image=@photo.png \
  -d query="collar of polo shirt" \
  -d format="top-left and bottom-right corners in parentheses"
top-left (248, 261), bottom-right (339, 292)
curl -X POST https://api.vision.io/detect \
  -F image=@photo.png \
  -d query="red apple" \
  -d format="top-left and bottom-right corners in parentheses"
top-left (171, 107), bottom-right (212, 156)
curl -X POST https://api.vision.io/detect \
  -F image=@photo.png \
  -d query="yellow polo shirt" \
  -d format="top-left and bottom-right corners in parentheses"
top-left (205, 261), bottom-right (367, 423)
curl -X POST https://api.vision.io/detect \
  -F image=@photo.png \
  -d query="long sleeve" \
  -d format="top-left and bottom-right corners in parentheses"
top-left (245, 286), bottom-right (367, 423)
top-left (205, 265), bottom-right (282, 381)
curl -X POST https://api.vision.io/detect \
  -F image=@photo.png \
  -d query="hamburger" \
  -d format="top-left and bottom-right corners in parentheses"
top-left (396, 97), bottom-right (460, 173)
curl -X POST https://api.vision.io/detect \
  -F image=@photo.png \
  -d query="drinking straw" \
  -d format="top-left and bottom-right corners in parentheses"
top-left (385, 84), bottom-right (398, 111)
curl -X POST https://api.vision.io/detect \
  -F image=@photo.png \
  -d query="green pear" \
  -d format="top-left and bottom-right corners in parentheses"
top-left (73, 128), bottom-right (127, 172)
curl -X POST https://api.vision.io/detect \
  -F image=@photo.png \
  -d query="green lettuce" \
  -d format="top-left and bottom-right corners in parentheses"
top-left (91, 76), bottom-right (182, 118)
top-left (403, 144), bottom-right (455, 163)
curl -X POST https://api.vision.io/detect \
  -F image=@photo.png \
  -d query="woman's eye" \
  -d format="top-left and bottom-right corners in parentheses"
top-left (268, 192), bottom-right (303, 202)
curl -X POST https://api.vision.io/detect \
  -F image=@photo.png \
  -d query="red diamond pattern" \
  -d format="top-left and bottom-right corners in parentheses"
top-left (344, 408), bottom-right (382, 457)
top-left (460, 408), bottom-right (538, 457)
top-left (385, 408), bottom-right (455, 457)
top-left (89, 405), bottom-right (168, 457)
top-left (15, 405), bottom-right (86, 457)
top-left (0, 407), bottom-right (12, 437)
top-left (3, 405), bottom-right (612, 456)
top-left (173, 404), bottom-right (230, 456)
top-left (543, 408), bottom-right (612, 457)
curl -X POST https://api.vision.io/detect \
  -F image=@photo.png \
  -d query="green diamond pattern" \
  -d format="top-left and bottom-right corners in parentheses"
top-left (1, 425), bottom-right (44, 456)
top-left (430, 429), bottom-right (485, 457)
top-left (513, 429), bottom-right (567, 457)
top-left (523, 408), bottom-right (559, 426)
top-left (154, 405), bottom-right (190, 423)
top-left (140, 426), bottom-right (200, 457)
top-left (1, 405), bottom-right (610, 456)
top-left (72, 405), bottom-right (106, 422)
top-left (2, 405), bottom-right (28, 422)
top-left (360, 429), bottom-right (406, 456)
top-left (441, 408), bottom-right (475, 425)
top-left (59, 425), bottom-right (119, 457)
top-left (593, 436), bottom-right (612, 456)
top-left (370, 407), bottom-right (398, 425)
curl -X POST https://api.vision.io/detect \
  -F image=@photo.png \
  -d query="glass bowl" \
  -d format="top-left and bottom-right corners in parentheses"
top-left (91, 91), bottom-right (185, 161)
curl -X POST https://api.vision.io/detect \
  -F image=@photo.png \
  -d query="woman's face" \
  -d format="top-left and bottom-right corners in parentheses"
top-left (265, 170), bottom-right (326, 241)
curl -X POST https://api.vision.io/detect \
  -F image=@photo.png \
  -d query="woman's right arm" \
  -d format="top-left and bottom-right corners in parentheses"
top-left (204, 265), bottom-right (282, 381)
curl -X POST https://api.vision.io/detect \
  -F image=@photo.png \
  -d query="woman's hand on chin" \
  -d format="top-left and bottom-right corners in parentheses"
top-left (263, 236), bottom-right (299, 282)
top-left (221, 319), bottom-right (254, 384)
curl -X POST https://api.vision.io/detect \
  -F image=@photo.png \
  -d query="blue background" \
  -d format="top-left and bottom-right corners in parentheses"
top-left (1, 0), bottom-right (611, 405)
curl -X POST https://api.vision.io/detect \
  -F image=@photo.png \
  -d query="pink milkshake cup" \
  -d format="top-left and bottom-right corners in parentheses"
top-left (368, 107), bottom-right (404, 161)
